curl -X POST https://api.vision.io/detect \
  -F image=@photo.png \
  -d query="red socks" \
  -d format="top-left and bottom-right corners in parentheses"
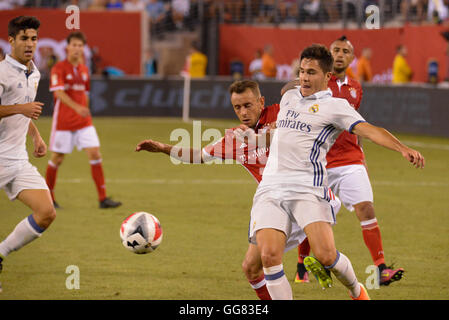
top-left (297, 238), bottom-right (310, 263)
top-left (90, 159), bottom-right (106, 202)
top-left (248, 274), bottom-right (271, 300)
top-left (46, 159), bottom-right (107, 202)
top-left (45, 161), bottom-right (58, 201)
top-left (361, 218), bottom-right (385, 266)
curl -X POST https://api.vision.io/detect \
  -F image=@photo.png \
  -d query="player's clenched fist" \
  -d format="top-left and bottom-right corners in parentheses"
top-left (135, 139), bottom-right (166, 153)
top-left (20, 101), bottom-right (43, 120)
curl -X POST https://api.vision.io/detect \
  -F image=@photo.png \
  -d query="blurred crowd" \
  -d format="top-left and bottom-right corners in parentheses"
top-left (1, 0), bottom-right (448, 82)
top-left (2, 0), bottom-right (448, 26)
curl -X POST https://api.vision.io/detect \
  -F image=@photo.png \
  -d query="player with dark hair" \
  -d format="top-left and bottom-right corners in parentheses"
top-left (251, 44), bottom-right (424, 300)
top-left (45, 31), bottom-right (121, 209)
top-left (135, 79), bottom-right (341, 300)
top-left (0, 16), bottom-right (56, 284)
top-left (285, 36), bottom-right (405, 286)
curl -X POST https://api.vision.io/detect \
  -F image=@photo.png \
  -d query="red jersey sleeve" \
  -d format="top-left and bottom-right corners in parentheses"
top-left (49, 63), bottom-right (65, 92)
top-left (202, 129), bottom-right (237, 161)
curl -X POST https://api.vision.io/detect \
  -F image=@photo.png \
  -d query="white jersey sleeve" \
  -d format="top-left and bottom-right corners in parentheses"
top-left (0, 64), bottom-right (6, 99)
top-left (328, 98), bottom-right (366, 133)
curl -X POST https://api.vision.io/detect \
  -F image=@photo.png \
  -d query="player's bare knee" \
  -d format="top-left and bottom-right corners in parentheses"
top-left (355, 201), bottom-right (375, 221)
top-left (51, 153), bottom-right (65, 166)
top-left (242, 258), bottom-right (260, 279)
top-left (314, 248), bottom-right (337, 267)
top-left (260, 249), bottom-right (282, 268)
top-left (35, 205), bottom-right (56, 228)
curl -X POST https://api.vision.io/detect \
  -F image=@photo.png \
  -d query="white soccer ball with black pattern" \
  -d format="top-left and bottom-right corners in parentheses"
top-left (120, 212), bottom-right (163, 254)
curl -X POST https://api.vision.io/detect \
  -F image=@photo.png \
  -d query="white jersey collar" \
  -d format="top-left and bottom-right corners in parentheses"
top-left (5, 54), bottom-right (36, 73)
top-left (335, 75), bottom-right (348, 90)
top-left (298, 86), bottom-right (332, 101)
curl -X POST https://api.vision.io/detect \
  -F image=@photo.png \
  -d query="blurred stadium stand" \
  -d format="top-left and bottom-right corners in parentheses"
top-left (1, 1), bottom-right (449, 137)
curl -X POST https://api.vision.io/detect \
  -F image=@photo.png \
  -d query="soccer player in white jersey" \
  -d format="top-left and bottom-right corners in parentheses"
top-left (0, 16), bottom-right (56, 284)
top-left (250, 44), bottom-right (424, 300)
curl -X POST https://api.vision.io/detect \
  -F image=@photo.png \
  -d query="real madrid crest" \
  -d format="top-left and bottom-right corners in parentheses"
top-left (309, 104), bottom-right (319, 113)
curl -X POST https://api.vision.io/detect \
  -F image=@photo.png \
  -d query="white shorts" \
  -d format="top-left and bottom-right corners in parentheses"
top-left (0, 161), bottom-right (49, 200)
top-left (50, 125), bottom-right (100, 154)
top-left (249, 191), bottom-right (336, 250)
top-left (327, 164), bottom-right (374, 212)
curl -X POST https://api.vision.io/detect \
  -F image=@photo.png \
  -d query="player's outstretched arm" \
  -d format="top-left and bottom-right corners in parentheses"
top-left (0, 102), bottom-right (43, 120)
top-left (352, 122), bottom-right (425, 169)
top-left (27, 120), bottom-right (47, 158)
top-left (135, 139), bottom-right (204, 164)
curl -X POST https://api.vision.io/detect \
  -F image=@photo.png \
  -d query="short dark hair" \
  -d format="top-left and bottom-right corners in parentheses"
top-left (67, 31), bottom-right (87, 44)
top-left (229, 80), bottom-right (261, 97)
top-left (331, 35), bottom-right (354, 53)
top-left (300, 44), bottom-right (334, 74)
top-left (8, 16), bottom-right (40, 39)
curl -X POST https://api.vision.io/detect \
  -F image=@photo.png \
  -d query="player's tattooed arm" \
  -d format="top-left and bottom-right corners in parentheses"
top-left (352, 122), bottom-right (425, 169)
top-left (135, 139), bottom-right (204, 164)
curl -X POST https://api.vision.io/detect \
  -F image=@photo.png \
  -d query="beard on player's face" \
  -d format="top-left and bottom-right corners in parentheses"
top-left (333, 66), bottom-right (347, 74)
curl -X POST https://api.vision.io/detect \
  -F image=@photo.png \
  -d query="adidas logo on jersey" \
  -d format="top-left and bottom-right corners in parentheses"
top-left (17, 83), bottom-right (23, 88)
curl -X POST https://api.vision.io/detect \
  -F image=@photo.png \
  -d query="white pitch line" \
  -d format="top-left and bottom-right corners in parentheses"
top-left (56, 178), bottom-right (448, 187)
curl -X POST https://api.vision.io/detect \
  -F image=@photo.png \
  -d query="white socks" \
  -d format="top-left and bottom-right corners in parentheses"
top-left (0, 215), bottom-right (44, 258)
top-left (325, 251), bottom-right (361, 298)
top-left (263, 264), bottom-right (293, 300)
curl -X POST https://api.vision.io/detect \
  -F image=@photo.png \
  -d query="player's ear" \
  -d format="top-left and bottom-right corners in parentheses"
top-left (259, 96), bottom-right (265, 109)
top-left (8, 36), bottom-right (15, 46)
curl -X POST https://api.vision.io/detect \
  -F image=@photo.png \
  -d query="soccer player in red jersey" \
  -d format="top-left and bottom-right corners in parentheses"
top-left (285, 37), bottom-right (404, 286)
top-left (45, 31), bottom-right (121, 209)
top-left (136, 80), bottom-right (341, 300)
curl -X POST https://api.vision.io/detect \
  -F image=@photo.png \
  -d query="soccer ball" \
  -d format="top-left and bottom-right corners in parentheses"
top-left (120, 212), bottom-right (163, 254)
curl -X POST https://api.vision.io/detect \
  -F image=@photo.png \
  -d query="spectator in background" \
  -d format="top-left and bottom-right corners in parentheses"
top-left (144, 47), bottom-right (158, 76)
top-left (249, 49), bottom-right (264, 80)
top-left (323, 0), bottom-right (340, 22)
top-left (427, 0), bottom-right (449, 23)
top-left (279, 0), bottom-right (299, 23)
top-left (171, 0), bottom-right (190, 29)
top-left (258, 0), bottom-right (276, 23)
top-left (401, 0), bottom-right (426, 23)
top-left (64, 0), bottom-right (91, 10)
top-left (0, 0), bottom-right (26, 9)
top-left (299, 0), bottom-right (321, 22)
top-left (106, 0), bottom-right (124, 10)
top-left (261, 44), bottom-right (276, 79)
top-left (184, 41), bottom-right (207, 78)
top-left (224, 0), bottom-right (245, 23)
top-left (357, 47), bottom-right (373, 82)
top-left (88, 0), bottom-right (107, 10)
top-left (147, 0), bottom-right (168, 36)
top-left (392, 45), bottom-right (413, 83)
top-left (124, 0), bottom-right (146, 11)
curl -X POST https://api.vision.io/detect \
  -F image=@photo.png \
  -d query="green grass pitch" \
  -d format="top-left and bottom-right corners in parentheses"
top-left (0, 117), bottom-right (448, 300)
